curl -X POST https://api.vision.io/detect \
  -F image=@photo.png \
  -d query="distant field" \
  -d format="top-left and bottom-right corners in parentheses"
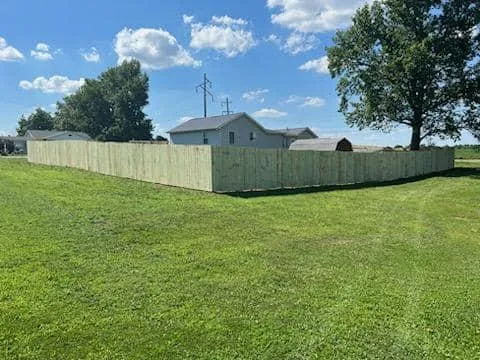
top-left (1, 159), bottom-right (479, 359)
top-left (455, 146), bottom-right (480, 159)
top-left (456, 160), bottom-right (480, 167)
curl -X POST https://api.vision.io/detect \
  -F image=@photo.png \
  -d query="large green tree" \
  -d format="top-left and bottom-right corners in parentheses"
top-left (55, 60), bottom-right (153, 141)
top-left (327, 0), bottom-right (480, 150)
top-left (16, 108), bottom-right (54, 136)
top-left (55, 79), bottom-right (112, 139)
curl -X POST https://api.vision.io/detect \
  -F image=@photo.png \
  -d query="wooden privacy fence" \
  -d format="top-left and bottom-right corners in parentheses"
top-left (27, 141), bottom-right (213, 191)
top-left (28, 141), bottom-right (455, 193)
top-left (211, 147), bottom-right (454, 192)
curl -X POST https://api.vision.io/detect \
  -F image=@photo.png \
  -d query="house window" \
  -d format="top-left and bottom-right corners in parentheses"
top-left (249, 132), bottom-right (256, 141)
top-left (229, 131), bottom-right (235, 145)
top-left (203, 131), bottom-right (208, 144)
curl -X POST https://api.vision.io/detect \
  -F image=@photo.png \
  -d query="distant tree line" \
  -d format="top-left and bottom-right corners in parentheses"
top-left (17, 60), bottom-right (153, 142)
top-left (456, 144), bottom-right (480, 151)
top-left (17, 108), bottom-right (54, 136)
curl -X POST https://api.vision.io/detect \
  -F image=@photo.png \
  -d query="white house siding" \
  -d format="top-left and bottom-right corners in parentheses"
top-left (218, 115), bottom-right (284, 148)
top-left (170, 129), bottom-right (221, 146)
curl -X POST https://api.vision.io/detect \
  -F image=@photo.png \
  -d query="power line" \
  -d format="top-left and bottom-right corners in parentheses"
top-left (195, 73), bottom-right (214, 118)
top-left (221, 97), bottom-right (233, 115)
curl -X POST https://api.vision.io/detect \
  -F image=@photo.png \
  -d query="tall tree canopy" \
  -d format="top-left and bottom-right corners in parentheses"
top-left (327, 0), bottom-right (480, 150)
top-left (55, 60), bottom-right (153, 141)
top-left (16, 108), bottom-right (54, 136)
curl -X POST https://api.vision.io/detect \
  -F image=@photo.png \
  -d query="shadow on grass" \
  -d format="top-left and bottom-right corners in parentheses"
top-left (444, 166), bottom-right (480, 178)
top-left (226, 167), bottom-right (480, 198)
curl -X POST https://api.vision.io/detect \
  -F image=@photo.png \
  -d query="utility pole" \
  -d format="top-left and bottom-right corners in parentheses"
top-left (221, 97), bottom-right (233, 115)
top-left (195, 73), bottom-right (214, 118)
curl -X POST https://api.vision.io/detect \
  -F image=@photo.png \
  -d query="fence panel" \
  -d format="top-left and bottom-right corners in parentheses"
top-left (211, 147), bottom-right (454, 192)
top-left (28, 141), bottom-right (213, 192)
top-left (28, 141), bottom-right (454, 193)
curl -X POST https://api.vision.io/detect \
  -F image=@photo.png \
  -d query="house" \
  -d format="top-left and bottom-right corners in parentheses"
top-left (290, 137), bottom-right (353, 152)
top-left (26, 130), bottom-right (92, 141)
top-left (168, 113), bottom-right (317, 148)
top-left (1, 130), bottom-right (92, 154)
top-left (0, 136), bottom-right (28, 153)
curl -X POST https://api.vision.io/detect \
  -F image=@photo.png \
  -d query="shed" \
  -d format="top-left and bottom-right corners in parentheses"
top-left (290, 137), bottom-right (353, 152)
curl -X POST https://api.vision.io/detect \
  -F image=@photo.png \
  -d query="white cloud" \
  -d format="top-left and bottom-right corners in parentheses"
top-left (283, 32), bottom-right (317, 54)
top-left (31, 42), bottom-right (53, 61)
top-left (242, 89), bottom-right (269, 103)
top-left (188, 16), bottom-right (256, 57)
top-left (266, 0), bottom-right (370, 33)
top-left (299, 56), bottom-right (330, 74)
top-left (81, 47), bottom-right (100, 62)
top-left (31, 51), bottom-right (53, 61)
top-left (114, 27), bottom-right (201, 70)
top-left (211, 15), bottom-right (248, 26)
top-left (265, 32), bottom-right (317, 55)
top-left (265, 34), bottom-right (281, 45)
top-left (301, 97), bottom-right (326, 107)
top-left (19, 75), bottom-right (85, 94)
top-left (178, 116), bottom-right (195, 123)
top-left (35, 43), bottom-right (49, 52)
top-left (285, 95), bottom-right (326, 107)
top-left (183, 14), bottom-right (195, 24)
top-left (0, 37), bottom-right (24, 62)
top-left (252, 108), bottom-right (288, 118)
top-left (285, 95), bottom-right (300, 104)
top-left (472, 24), bottom-right (479, 38)
top-left (153, 123), bottom-right (167, 137)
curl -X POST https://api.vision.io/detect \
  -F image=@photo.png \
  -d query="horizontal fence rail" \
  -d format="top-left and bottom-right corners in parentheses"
top-left (28, 141), bottom-right (454, 193)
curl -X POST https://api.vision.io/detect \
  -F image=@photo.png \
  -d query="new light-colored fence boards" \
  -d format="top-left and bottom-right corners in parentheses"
top-left (28, 141), bottom-right (213, 192)
top-left (28, 141), bottom-right (454, 193)
top-left (211, 147), bottom-right (454, 192)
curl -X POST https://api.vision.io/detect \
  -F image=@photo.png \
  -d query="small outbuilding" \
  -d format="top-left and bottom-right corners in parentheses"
top-left (290, 137), bottom-right (353, 152)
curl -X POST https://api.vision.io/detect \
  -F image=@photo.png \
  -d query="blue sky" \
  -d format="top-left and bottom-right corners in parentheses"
top-left (0, 0), bottom-right (476, 145)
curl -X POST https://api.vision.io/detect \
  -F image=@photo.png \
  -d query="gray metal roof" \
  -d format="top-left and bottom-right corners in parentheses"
top-left (26, 130), bottom-right (91, 140)
top-left (269, 127), bottom-right (317, 137)
top-left (168, 113), bottom-right (246, 133)
top-left (168, 114), bottom-right (319, 139)
top-left (0, 136), bottom-right (27, 141)
top-left (352, 145), bottom-right (384, 153)
top-left (290, 137), bottom-right (350, 151)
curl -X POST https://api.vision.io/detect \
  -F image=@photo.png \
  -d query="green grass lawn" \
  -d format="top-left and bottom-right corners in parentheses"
top-left (1, 159), bottom-right (480, 359)
top-left (455, 146), bottom-right (480, 159)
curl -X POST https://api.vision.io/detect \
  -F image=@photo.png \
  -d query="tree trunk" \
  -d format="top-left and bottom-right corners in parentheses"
top-left (410, 124), bottom-right (421, 151)
top-left (410, 108), bottom-right (422, 151)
